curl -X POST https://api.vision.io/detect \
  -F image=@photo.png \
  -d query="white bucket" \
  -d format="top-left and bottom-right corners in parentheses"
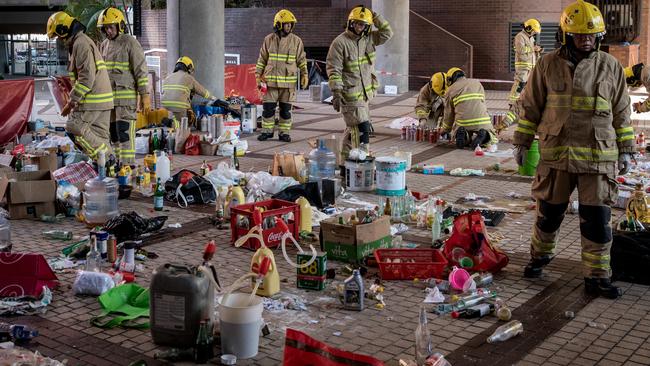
top-left (344, 159), bottom-right (375, 192)
top-left (219, 293), bottom-right (263, 359)
top-left (375, 156), bottom-right (407, 196)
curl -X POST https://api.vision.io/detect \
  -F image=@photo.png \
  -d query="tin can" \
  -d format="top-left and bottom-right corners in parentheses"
top-left (107, 234), bottom-right (117, 263)
top-left (297, 252), bottom-right (327, 291)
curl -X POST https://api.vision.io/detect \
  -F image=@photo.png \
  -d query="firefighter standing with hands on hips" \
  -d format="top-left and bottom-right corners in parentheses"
top-left (514, 0), bottom-right (635, 299)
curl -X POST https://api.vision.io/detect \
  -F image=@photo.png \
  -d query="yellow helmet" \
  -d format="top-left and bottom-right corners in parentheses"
top-left (558, 0), bottom-right (606, 45)
top-left (431, 72), bottom-right (447, 96)
top-left (274, 9), bottom-right (297, 31)
top-left (46, 11), bottom-right (75, 39)
top-left (97, 7), bottom-right (127, 34)
top-left (446, 67), bottom-right (464, 83)
top-left (625, 63), bottom-right (644, 87)
top-left (176, 56), bottom-right (194, 73)
top-left (524, 19), bottom-right (541, 34)
top-left (348, 6), bottom-right (373, 25)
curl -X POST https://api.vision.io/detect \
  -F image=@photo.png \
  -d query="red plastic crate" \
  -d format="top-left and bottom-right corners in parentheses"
top-left (230, 199), bottom-right (300, 250)
top-left (374, 248), bottom-right (448, 280)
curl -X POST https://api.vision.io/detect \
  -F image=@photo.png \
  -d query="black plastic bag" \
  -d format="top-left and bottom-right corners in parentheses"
top-left (165, 169), bottom-right (216, 207)
top-left (272, 182), bottom-right (323, 209)
top-left (104, 211), bottom-right (168, 243)
top-left (611, 230), bottom-right (650, 285)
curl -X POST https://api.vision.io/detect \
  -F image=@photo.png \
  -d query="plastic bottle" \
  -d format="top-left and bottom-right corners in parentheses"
top-left (487, 320), bottom-right (523, 343)
top-left (308, 138), bottom-right (336, 191)
top-left (200, 115), bottom-right (209, 133)
top-left (200, 160), bottom-right (209, 176)
top-left (0, 215), bottom-right (10, 252)
top-left (85, 235), bottom-right (101, 272)
top-left (224, 181), bottom-right (245, 219)
top-left (343, 269), bottom-right (364, 311)
top-left (43, 230), bottom-right (73, 240)
top-left (154, 178), bottom-right (165, 211)
top-left (194, 320), bottom-right (213, 363)
top-left (431, 206), bottom-right (441, 243)
top-left (155, 151), bottom-right (171, 184)
top-left (8, 324), bottom-right (39, 342)
top-left (455, 290), bottom-right (497, 310)
top-left (296, 197), bottom-right (312, 233)
top-left (414, 305), bottom-right (432, 364)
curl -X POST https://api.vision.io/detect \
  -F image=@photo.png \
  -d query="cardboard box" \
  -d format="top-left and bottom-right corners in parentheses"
top-left (321, 211), bottom-right (392, 263)
top-left (0, 170), bottom-right (57, 219)
top-left (27, 153), bottom-right (58, 172)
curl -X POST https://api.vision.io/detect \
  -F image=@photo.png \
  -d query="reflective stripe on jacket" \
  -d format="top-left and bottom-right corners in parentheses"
top-left (161, 70), bottom-right (210, 112)
top-left (514, 48), bottom-right (635, 174)
top-left (100, 33), bottom-right (149, 107)
top-left (67, 32), bottom-right (114, 111)
top-left (255, 32), bottom-right (307, 89)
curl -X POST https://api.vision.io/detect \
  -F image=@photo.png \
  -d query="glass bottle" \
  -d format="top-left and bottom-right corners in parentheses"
top-left (415, 305), bottom-right (432, 364)
top-left (487, 320), bottom-right (523, 343)
top-left (85, 235), bottom-right (101, 272)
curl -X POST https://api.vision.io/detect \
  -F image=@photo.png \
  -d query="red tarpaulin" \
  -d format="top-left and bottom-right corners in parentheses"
top-left (0, 79), bottom-right (34, 145)
top-left (0, 253), bottom-right (59, 298)
top-left (224, 64), bottom-right (262, 104)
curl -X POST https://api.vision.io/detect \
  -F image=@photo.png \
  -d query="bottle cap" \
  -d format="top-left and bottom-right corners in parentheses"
top-left (450, 311), bottom-right (461, 319)
top-left (221, 354), bottom-right (237, 365)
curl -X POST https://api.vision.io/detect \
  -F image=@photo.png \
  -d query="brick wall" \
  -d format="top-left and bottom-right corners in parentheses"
top-left (139, 8), bottom-right (167, 104)
top-left (639, 0), bottom-right (650, 66)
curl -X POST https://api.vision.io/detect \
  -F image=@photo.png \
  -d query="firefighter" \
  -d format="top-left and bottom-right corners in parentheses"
top-left (326, 5), bottom-right (393, 166)
top-left (624, 63), bottom-right (650, 113)
top-left (498, 19), bottom-right (543, 132)
top-left (97, 7), bottom-right (150, 164)
top-left (514, 0), bottom-right (635, 299)
top-left (441, 67), bottom-right (496, 149)
top-left (415, 72), bottom-right (446, 129)
top-left (256, 9), bottom-right (308, 142)
top-left (162, 56), bottom-right (214, 129)
top-left (47, 11), bottom-right (113, 158)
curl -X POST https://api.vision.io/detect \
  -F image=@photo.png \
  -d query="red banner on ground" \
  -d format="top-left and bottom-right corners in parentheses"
top-left (224, 64), bottom-right (262, 105)
top-left (0, 79), bottom-right (34, 145)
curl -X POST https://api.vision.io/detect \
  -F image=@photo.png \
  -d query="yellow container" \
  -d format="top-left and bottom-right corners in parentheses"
top-left (296, 196), bottom-right (312, 233)
top-left (224, 184), bottom-right (245, 219)
top-left (250, 246), bottom-right (280, 297)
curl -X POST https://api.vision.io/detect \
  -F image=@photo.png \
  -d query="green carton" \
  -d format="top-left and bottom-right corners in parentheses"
top-left (321, 212), bottom-right (392, 263)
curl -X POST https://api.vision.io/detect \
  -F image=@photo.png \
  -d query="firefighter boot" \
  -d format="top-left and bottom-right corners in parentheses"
top-left (279, 133), bottom-right (291, 142)
top-left (584, 278), bottom-right (622, 299)
top-left (523, 255), bottom-right (552, 278)
top-left (257, 132), bottom-right (275, 141)
top-left (470, 129), bottom-right (489, 150)
top-left (455, 127), bottom-right (468, 149)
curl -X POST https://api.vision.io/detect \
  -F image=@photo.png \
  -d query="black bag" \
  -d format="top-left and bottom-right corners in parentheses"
top-left (272, 182), bottom-right (323, 208)
top-left (611, 230), bottom-right (650, 285)
top-left (104, 211), bottom-right (168, 244)
top-left (164, 169), bottom-right (216, 207)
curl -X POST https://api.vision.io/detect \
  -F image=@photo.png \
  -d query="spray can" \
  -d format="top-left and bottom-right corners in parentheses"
top-left (95, 230), bottom-right (108, 260)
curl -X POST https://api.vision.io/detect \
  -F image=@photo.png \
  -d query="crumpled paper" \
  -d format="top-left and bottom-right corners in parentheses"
top-left (0, 286), bottom-right (52, 316)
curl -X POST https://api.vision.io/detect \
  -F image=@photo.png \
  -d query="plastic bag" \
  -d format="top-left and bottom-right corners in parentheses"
top-left (204, 162), bottom-right (245, 188)
top-left (387, 116), bottom-right (418, 130)
top-left (35, 135), bottom-right (75, 150)
top-left (272, 182), bottom-right (323, 208)
top-left (247, 171), bottom-right (298, 195)
top-left (135, 136), bottom-right (149, 155)
top-left (104, 211), bottom-right (168, 243)
top-left (72, 271), bottom-right (115, 296)
top-left (184, 134), bottom-right (201, 155)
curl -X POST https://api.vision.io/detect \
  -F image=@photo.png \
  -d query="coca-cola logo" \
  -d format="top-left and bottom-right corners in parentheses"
top-left (267, 231), bottom-right (284, 242)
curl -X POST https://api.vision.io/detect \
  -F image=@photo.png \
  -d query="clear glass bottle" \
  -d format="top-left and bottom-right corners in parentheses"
top-left (415, 305), bottom-right (432, 364)
top-left (85, 235), bottom-right (101, 272)
top-left (487, 320), bottom-right (523, 343)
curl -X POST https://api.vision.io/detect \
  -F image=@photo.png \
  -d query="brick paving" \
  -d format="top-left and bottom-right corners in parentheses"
top-left (2, 90), bottom-right (650, 366)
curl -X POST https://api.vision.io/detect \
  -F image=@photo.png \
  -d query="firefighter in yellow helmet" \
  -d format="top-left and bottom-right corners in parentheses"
top-left (415, 72), bottom-right (446, 129)
top-left (514, 0), bottom-right (635, 298)
top-left (97, 7), bottom-right (149, 164)
top-left (624, 63), bottom-right (650, 113)
top-left (255, 9), bottom-right (307, 143)
top-left (499, 19), bottom-right (543, 132)
top-left (326, 5), bottom-right (393, 168)
top-left (162, 56), bottom-right (214, 128)
top-left (441, 67), bottom-right (496, 149)
top-left (47, 11), bottom-right (113, 159)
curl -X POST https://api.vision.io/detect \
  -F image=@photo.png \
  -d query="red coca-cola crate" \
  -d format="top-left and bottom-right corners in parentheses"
top-left (230, 199), bottom-right (300, 250)
top-left (374, 248), bottom-right (447, 280)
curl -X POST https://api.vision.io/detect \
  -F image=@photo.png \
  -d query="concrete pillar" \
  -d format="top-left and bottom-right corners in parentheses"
top-left (166, 0), bottom-right (179, 72)
top-left (372, 0), bottom-right (408, 93)
top-left (179, 0), bottom-right (224, 98)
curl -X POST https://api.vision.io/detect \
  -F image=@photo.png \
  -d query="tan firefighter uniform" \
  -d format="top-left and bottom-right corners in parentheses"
top-left (415, 83), bottom-right (444, 128)
top-left (66, 31), bottom-right (114, 158)
top-left (100, 33), bottom-right (148, 163)
top-left (441, 76), bottom-right (496, 147)
top-left (502, 29), bottom-right (539, 130)
top-left (625, 64), bottom-right (650, 113)
top-left (162, 70), bottom-right (211, 128)
top-left (514, 48), bottom-right (635, 278)
top-left (255, 32), bottom-right (307, 134)
top-left (326, 9), bottom-right (392, 162)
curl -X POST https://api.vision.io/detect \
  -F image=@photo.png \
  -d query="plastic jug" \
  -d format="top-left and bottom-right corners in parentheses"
top-left (83, 177), bottom-right (119, 226)
top-left (295, 196), bottom-right (312, 233)
top-left (308, 138), bottom-right (336, 190)
top-left (150, 264), bottom-right (214, 348)
top-left (155, 151), bottom-right (171, 184)
top-left (0, 215), bottom-right (11, 252)
top-left (224, 182), bottom-right (245, 219)
top-left (250, 246), bottom-right (280, 297)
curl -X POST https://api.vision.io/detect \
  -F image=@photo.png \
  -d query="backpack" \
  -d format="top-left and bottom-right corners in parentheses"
top-left (164, 169), bottom-right (216, 207)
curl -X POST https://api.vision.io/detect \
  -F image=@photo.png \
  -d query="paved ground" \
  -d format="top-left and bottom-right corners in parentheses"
top-left (2, 89), bottom-right (650, 366)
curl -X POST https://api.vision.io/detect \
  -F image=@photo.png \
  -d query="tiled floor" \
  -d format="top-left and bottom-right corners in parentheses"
top-left (2, 90), bottom-right (649, 366)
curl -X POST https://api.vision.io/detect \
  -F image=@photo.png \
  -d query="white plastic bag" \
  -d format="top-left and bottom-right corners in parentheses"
top-left (135, 136), bottom-right (149, 155)
top-left (72, 271), bottom-right (115, 296)
top-left (245, 171), bottom-right (298, 194)
top-left (387, 116), bottom-right (418, 130)
top-left (204, 162), bottom-right (245, 188)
